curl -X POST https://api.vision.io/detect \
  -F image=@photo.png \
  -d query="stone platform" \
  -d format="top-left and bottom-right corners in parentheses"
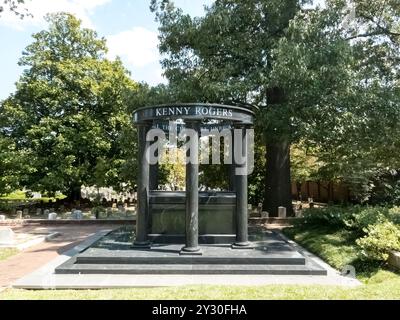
top-left (54, 227), bottom-right (327, 275)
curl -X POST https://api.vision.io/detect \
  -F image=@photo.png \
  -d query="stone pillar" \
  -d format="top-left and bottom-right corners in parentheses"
top-left (133, 122), bottom-right (151, 248)
top-left (233, 125), bottom-right (253, 249)
top-left (149, 145), bottom-right (159, 190)
top-left (180, 121), bottom-right (202, 255)
top-left (229, 127), bottom-right (236, 192)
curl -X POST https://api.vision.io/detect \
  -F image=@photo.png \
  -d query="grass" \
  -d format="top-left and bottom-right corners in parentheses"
top-left (0, 190), bottom-right (66, 202)
top-left (282, 224), bottom-right (384, 279)
top-left (0, 270), bottom-right (399, 300)
top-left (0, 248), bottom-right (19, 261)
top-left (283, 225), bottom-right (360, 270)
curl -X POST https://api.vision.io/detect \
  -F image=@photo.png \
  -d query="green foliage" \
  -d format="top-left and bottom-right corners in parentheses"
top-left (0, 136), bottom-right (32, 195)
top-left (299, 206), bottom-right (355, 228)
top-left (351, 207), bottom-right (390, 231)
top-left (356, 221), bottom-right (400, 261)
top-left (151, 0), bottom-right (400, 209)
top-left (248, 136), bottom-right (266, 206)
top-left (367, 172), bottom-right (400, 205)
top-left (0, 13), bottom-right (138, 197)
top-left (290, 143), bottom-right (322, 183)
top-left (0, 201), bottom-right (16, 213)
top-left (284, 224), bottom-right (360, 271)
top-left (300, 204), bottom-right (400, 230)
top-left (297, 204), bottom-right (400, 264)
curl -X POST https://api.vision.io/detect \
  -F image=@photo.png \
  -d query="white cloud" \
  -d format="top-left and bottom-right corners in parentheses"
top-left (106, 27), bottom-right (167, 85)
top-left (0, 0), bottom-right (111, 30)
top-left (106, 27), bottom-right (159, 68)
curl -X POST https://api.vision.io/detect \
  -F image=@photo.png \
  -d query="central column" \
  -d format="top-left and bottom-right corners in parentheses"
top-left (133, 122), bottom-right (151, 248)
top-left (180, 120), bottom-right (202, 255)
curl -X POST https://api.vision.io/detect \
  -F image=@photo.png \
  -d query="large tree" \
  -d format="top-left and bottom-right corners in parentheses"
top-left (0, 13), bottom-right (137, 200)
top-left (151, 0), bottom-right (400, 215)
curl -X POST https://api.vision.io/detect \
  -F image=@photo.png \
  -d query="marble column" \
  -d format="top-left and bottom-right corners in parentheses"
top-left (180, 120), bottom-right (202, 255)
top-left (232, 124), bottom-right (252, 249)
top-left (229, 127), bottom-right (236, 192)
top-left (133, 122), bottom-right (151, 248)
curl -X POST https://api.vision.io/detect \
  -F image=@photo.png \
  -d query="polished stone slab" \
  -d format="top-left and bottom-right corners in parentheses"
top-left (54, 227), bottom-right (327, 275)
top-left (13, 229), bottom-right (363, 289)
top-left (150, 191), bottom-right (236, 235)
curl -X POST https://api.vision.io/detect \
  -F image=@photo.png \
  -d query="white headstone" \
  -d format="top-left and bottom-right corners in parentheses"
top-left (278, 206), bottom-right (287, 218)
top-left (0, 215), bottom-right (6, 221)
top-left (72, 210), bottom-right (83, 220)
top-left (261, 211), bottom-right (269, 218)
top-left (16, 210), bottom-right (23, 219)
top-left (32, 192), bottom-right (42, 199)
top-left (48, 212), bottom-right (57, 220)
top-left (0, 227), bottom-right (15, 244)
top-left (295, 210), bottom-right (303, 218)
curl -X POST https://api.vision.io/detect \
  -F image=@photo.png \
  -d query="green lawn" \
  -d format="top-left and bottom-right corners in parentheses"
top-left (0, 190), bottom-right (66, 202)
top-left (1, 223), bottom-right (399, 300)
top-left (0, 270), bottom-right (399, 300)
top-left (282, 224), bottom-right (386, 279)
top-left (0, 248), bottom-right (19, 261)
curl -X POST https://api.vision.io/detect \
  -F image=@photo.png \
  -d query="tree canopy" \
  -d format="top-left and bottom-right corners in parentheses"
top-left (0, 13), bottom-right (137, 198)
top-left (150, 0), bottom-right (400, 212)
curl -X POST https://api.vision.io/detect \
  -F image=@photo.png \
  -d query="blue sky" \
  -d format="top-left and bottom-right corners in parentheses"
top-left (0, 0), bottom-right (215, 100)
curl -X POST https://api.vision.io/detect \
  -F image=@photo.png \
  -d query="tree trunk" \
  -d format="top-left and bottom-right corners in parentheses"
top-left (66, 183), bottom-right (81, 202)
top-left (263, 139), bottom-right (293, 217)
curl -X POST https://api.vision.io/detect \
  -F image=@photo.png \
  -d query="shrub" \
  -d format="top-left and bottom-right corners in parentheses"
top-left (299, 206), bottom-right (355, 228)
top-left (356, 221), bottom-right (400, 261)
top-left (351, 206), bottom-right (390, 231)
top-left (0, 201), bottom-right (16, 213)
top-left (388, 207), bottom-right (400, 225)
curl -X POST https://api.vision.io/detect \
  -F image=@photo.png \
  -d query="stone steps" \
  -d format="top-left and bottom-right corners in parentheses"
top-left (55, 261), bottom-right (327, 275)
top-left (75, 255), bottom-right (306, 265)
top-left (53, 229), bottom-right (328, 276)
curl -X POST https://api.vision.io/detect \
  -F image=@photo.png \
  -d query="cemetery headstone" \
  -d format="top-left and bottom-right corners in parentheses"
top-left (106, 207), bottom-right (113, 217)
top-left (118, 205), bottom-right (126, 215)
top-left (278, 206), bottom-right (287, 218)
top-left (261, 211), bottom-right (269, 218)
top-left (36, 208), bottom-right (42, 216)
top-left (0, 227), bottom-right (15, 244)
top-left (72, 210), bottom-right (83, 220)
top-left (257, 203), bottom-right (263, 216)
top-left (16, 210), bottom-right (23, 219)
top-left (0, 215), bottom-right (6, 221)
top-left (48, 212), bottom-right (57, 220)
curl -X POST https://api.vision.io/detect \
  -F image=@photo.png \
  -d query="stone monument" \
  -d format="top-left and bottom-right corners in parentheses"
top-left (132, 103), bottom-right (256, 254)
